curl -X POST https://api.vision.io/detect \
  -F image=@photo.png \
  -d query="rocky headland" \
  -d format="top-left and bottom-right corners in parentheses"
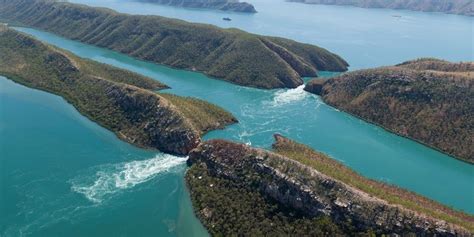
top-left (305, 58), bottom-right (474, 163)
top-left (186, 135), bottom-right (473, 235)
top-left (0, 28), bottom-right (237, 155)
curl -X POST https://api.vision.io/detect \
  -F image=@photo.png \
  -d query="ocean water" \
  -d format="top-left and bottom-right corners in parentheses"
top-left (1, 1), bottom-right (473, 236)
top-left (0, 78), bottom-right (207, 236)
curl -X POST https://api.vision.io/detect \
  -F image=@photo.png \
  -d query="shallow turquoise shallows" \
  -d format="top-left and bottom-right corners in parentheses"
top-left (1, 1), bottom-right (474, 236)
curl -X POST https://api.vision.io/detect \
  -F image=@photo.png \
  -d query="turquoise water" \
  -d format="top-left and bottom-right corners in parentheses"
top-left (1, 2), bottom-right (473, 236)
top-left (0, 78), bottom-right (208, 236)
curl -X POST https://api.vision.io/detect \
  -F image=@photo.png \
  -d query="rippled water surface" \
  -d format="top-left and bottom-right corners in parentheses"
top-left (1, 1), bottom-right (473, 236)
top-left (0, 78), bottom-right (207, 236)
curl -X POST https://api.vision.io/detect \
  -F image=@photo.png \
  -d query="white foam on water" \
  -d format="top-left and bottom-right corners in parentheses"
top-left (71, 154), bottom-right (187, 203)
top-left (271, 85), bottom-right (309, 107)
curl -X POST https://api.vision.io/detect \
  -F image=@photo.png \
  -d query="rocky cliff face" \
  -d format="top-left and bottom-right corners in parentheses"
top-left (136, 0), bottom-right (257, 13)
top-left (303, 78), bottom-right (326, 95)
top-left (288, 0), bottom-right (474, 16)
top-left (305, 59), bottom-right (474, 163)
top-left (0, 0), bottom-right (348, 89)
top-left (187, 137), bottom-right (471, 235)
top-left (104, 83), bottom-right (201, 155)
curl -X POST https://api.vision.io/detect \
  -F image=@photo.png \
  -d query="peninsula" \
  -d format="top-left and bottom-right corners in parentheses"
top-left (287, 0), bottom-right (473, 16)
top-left (136, 0), bottom-right (257, 13)
top-left (0, 28), bottom-right (237, 155)
top-left (186, 135), bottom-right (473, 235)
top-left (0, 0), bottom-right (348, 89)
top-left (305, 58), bottom-right (474, 163)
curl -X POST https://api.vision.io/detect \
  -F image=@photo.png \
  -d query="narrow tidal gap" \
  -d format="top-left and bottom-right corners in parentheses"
top-left (10, 27), bottom-right (474, 215)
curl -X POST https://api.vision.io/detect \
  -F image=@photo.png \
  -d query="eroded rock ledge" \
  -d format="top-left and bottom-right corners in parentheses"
top-left (186, 136), bottom-right (472, 235)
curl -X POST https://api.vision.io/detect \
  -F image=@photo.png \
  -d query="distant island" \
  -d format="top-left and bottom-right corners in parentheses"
top-left (287, 0), bottom-right (474, 16)
top-left (305, 58), bottom-right (474, 163)
top-left (0, 0), bottom-right (348, 89)
top-left (135, 0), bottom-right (257, 13)
top-left (186, 134), bottom-right (473, 235)
top-left (0, 27), bottom-right (237, 155)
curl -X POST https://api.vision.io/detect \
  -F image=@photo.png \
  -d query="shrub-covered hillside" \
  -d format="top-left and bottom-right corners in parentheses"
top-left (186, 135), bottom-right (473, 235)
top-left (305, 59), bottom-right (474, 163)
top-left (0, 0), bottom-right (349, 89)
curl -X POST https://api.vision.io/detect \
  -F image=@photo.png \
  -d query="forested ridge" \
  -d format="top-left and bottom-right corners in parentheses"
top-left (0, 0), bottom-right (349, 89)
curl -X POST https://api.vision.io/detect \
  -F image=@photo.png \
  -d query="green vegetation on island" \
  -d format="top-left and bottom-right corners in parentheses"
top-left (186, 135), bottom-right (473, 236)
top-left (272, 135), bottom-right (474, 231)
top-left (305, 58), bottom-right (474, 163)
top-left (136, 0), bottom-right (257, 13)
top-left (0, 27), bottom-right (237, 155)
top-left (288, 0), bottom-right (473, 16)
top-left (0, 0), bottom-right (348, 89)
top-left (186, 163), bottom-right (346, 236)
top-left (159, 93), bottom-right (238, 134)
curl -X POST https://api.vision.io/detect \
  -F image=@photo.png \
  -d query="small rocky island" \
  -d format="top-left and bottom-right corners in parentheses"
top-left (136, 0), bottom-right (257, 13)
top-left (305, 58), bottom-right (474, 163)
top-left (287, 0), bottom-right (473, 16)
top-left (0, 0), bottom-right (349, 89)
top-left (0, 28), bottom-right (237, 155)
top-left (186, 135), bottom-right (473, 235)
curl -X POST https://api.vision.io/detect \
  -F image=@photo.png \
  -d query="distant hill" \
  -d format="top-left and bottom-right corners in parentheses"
top-left (0, 0), bottom-right (349, 89)
top-left (288, 0), bottom-right (473, 16)
top-left (305, 58), bottom-right (474, 163)
top-left (136, 0), bottom-right (257, 13)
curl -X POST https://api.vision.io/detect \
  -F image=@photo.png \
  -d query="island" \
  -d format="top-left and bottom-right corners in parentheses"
top-left (0, 0), bottom-right (349, 89)
top-left (186, 134), bottom-right (473, 235)
top-left (287, 0), bottom-right (474, 16)
top-left (305, 58), bottom-right (474, 163)
top-left (135, 0), bottom-right (257, 13)
top-left (0, 27), bottom-right (237, 155)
